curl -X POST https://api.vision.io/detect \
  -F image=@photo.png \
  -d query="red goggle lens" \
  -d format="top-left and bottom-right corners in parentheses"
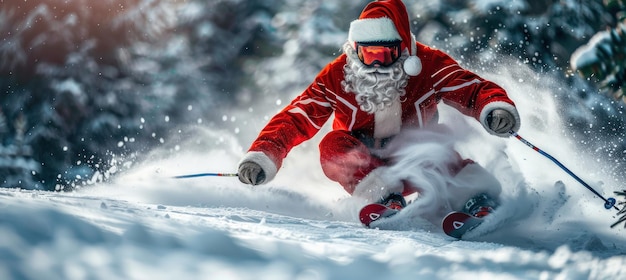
top-left (356, 42), bottom-right (401, 67)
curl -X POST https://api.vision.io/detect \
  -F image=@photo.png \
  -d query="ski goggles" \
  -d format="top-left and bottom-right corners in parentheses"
top-left (356, 41), bottom-right (401, 67)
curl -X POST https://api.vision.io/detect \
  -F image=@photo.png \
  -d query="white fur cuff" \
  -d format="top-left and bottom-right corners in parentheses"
top-left (479, 101), bottom-right (521, 137)
top-left (352, 167), bottom-right (403, 203)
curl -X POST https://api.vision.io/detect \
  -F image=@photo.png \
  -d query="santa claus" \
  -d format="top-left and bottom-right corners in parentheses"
top-left (237, 0), bottom-right (520, 221)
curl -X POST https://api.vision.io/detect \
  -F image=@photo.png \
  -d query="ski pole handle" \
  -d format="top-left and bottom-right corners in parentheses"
top-left (172, 173), bottom-right (238, 179)
top-left (509, 131), bottom-right (618, 211)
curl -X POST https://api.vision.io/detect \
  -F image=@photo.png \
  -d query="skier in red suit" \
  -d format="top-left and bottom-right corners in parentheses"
top-left (238, 0), bottom-right (520, 217)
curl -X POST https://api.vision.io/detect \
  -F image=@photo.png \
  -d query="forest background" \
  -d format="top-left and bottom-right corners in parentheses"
top-left (1, 0), bottom-right (625, 191)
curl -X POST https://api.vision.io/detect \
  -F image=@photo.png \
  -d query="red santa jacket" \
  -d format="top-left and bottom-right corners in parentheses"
top-left (242, 42), bottom-right (519, 182)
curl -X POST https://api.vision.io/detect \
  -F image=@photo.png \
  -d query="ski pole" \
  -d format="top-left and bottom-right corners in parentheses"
top-left (509, 131), bottom-right (618, 211)
top-left (172, 172), bottom-right (238, 179)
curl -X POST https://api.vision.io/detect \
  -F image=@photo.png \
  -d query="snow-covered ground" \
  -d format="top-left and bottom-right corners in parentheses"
top-left (1, 65), bottom-right (625, 280)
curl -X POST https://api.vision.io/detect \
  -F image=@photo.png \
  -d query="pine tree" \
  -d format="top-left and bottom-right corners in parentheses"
top-left (0, 0), bottom-right (291, 190)
top-left (571, 1), bottom-right (626, 102)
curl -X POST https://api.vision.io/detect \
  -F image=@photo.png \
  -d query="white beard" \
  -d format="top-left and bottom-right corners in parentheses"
top-left (341, 42), bottom-right (409, 114)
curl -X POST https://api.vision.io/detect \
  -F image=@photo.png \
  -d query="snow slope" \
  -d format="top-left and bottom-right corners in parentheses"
top-left (1, 66), bottom-right (626, 280)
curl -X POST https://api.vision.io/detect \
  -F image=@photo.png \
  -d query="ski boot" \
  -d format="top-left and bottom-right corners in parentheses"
top-left (462, 193), bottom-right (498, 218)
top-left (380, 193), bottom-right (407, 210)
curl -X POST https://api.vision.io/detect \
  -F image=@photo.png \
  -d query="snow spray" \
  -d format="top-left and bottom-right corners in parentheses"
top-left (509, 131), bottom-right (618, 211)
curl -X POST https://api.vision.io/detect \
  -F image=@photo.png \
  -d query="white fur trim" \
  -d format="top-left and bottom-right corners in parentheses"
top-left (239, 151), bottom-right (278, 184)
top-left (352, 167), bottom-right (403, 203)
top-left (348, 17), bottom-right (401, 44)
top-left (479, 101), bottom-right (521, 137)
top-left (374, 98), bottom-right (402, 139)
top-left (448, 163), bottom-right (502, 211)
top-left (403, 55), bottom-right (422, 76)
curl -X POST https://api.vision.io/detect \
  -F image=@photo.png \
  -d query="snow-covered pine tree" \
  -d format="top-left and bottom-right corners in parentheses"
top-left (0, 113), bottom-right (40, 189)
top-left (571, 0), bottom-right (626, 103)
top-left (0, 0), bottom-right (291, 190)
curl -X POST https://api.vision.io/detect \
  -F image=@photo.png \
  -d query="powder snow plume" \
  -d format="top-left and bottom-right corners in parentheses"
top-left (103, 60), bottom-right (625, 246)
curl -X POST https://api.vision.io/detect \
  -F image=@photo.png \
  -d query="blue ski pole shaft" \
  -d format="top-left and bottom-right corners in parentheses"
top-left (510, 131), bottom-right (618, 211)
top-left (172, 173), bottom-right (238, 179)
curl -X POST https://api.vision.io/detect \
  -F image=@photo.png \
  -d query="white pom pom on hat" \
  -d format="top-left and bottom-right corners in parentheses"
top-left (403, 54), bottom-right (422, 76)
top-left (348, 0), bottom-right (422, 76)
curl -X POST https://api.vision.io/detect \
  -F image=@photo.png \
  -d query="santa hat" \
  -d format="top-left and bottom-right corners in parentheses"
top-left (348, 0), bottom-right (422, 76)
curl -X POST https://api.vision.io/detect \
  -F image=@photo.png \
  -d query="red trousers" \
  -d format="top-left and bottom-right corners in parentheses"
top-left (319, 130), bottom-right (472, 195)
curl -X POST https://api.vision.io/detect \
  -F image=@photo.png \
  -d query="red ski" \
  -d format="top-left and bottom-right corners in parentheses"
top-left (359, 203), bottom-right (400, 227)
top-left (442, 211), bottom-right (484, 239)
